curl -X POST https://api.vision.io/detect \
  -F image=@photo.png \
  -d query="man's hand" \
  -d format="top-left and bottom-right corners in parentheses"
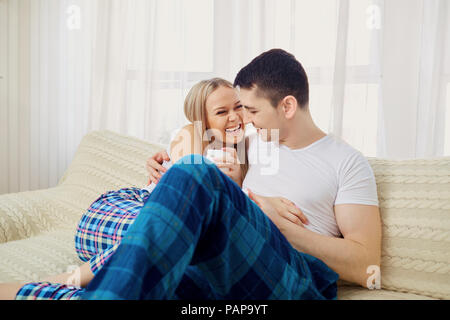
top-left (247, 189), bottom-right (309, 230)
top-left (146, 150), bottom-right (170, 185)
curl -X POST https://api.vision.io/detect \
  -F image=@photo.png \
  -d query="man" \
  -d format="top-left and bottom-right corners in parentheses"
top-left (235, 49), bottom-right (381, 288)
top-left (83, 49), bottom-right (381, 299)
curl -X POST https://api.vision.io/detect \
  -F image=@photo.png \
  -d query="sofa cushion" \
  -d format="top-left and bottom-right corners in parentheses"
top-left (367, 157), bottom-right (450, 299)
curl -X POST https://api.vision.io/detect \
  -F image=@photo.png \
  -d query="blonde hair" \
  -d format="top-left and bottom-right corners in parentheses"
top-left (183, 78), bottom-right (248, 178)
top-left (183, 78), bottom-right (234, 153)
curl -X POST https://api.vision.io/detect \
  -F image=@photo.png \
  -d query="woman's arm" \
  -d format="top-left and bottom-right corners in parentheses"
top-left (169, 124), bottom-right (203, 164)
top-left (145, 124), bottom-right (199, 184)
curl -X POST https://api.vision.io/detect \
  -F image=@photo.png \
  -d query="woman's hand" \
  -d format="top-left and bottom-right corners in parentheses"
top-left (212, 147), bottom-right (243, 187)
top-left (146, 150), bottom-right (170, 185)
top-left (247, 189), bottom-right (309, 231)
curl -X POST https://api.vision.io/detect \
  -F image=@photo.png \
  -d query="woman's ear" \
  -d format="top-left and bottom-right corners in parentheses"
top-left (282, 96), bottom-right (298, 120)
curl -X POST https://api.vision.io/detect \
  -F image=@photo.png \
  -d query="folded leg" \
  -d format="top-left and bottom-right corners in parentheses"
top-left (83, 155), bottom-right (338, 300)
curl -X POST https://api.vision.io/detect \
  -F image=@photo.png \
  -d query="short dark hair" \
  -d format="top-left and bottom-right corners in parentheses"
top-left (234, 48), bottom-right (309, 109)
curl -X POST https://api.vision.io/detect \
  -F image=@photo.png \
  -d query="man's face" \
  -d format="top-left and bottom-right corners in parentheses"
top-left (238, 87), bottom-right (283, 142)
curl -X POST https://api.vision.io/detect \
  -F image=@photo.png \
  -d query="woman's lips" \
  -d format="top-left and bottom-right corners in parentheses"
top-left (225, 124), bottom-right (243, 136)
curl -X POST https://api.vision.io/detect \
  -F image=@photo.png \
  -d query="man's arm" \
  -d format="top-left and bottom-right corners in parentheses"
top-left (280, 204), bottom-right (381, 288)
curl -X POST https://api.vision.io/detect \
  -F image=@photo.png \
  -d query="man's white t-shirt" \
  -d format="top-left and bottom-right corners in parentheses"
top-left (242, 132), bottom-right (379, 238)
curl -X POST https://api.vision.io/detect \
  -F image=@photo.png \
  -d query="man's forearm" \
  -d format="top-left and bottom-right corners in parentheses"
top-left (281, 223), bottom-right (377, 287)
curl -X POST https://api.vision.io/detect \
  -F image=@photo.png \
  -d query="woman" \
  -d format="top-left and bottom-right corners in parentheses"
top-left (0, 78), bottom-right (251, 300)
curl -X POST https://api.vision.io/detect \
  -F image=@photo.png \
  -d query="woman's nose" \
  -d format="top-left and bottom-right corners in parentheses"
top-left (228, 110), bottom-right (238, 122)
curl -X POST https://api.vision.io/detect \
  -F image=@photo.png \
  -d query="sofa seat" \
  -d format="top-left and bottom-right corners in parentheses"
top-left (337, 285), bottom-right (436, 300)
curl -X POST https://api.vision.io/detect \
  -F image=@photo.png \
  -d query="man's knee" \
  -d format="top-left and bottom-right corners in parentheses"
top-left (176, 154), bottom-right (208, 166)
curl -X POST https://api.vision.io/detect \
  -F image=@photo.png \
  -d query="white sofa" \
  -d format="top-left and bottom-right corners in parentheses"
top-left (0, 130), bottom-right (449, 300)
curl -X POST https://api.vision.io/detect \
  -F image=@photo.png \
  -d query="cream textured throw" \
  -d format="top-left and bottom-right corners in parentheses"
top-left (0, 130), bottom-right (448, 300)
top-left (366, 157), bottom-right (450, 299)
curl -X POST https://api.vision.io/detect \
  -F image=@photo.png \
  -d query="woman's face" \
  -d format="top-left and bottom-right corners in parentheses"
top-left (205, 86), bottom-right (246, 145)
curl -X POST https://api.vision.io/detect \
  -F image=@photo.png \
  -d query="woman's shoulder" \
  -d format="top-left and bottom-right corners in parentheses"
top-left (169, 123), bottom-right (202, 162)
top-left (170, 124), bottom-right (194, 140)
top-left (181, 123), bottom-right (195, 133)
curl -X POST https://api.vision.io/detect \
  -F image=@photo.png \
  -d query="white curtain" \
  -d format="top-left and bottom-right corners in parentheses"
top-left (381, 0), bottom-right (450, 158)
top-left (87, 0), bottom-right (450, 157)
top-left (0, 0), bottom-right (93, 194)
top-left (1, 0), bottom-right (450, 195)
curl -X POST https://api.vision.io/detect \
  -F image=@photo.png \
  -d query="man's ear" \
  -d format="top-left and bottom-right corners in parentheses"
top-left (281, 96), bottom-right (298, 120)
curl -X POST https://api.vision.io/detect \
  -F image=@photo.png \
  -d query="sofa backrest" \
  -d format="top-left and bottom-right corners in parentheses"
top-left (59, 130), bottom-right (166, 193)
top-left (368, 157), bottom-right (450, 299)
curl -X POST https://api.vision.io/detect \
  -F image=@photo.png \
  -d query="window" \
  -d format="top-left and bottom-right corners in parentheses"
top-left (124, 0), bottom-right (214, 143)
top-left (307, 0), bottom-right (382, 157)
top-left (125, 0), bottom-right (383, 151)
top-left (154, 0), bottom-right (214, 72)
top-left (293, 0), bottom-right (339, 68)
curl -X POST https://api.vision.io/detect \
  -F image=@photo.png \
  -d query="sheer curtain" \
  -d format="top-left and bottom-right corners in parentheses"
top-left (88, 0), bottom-right (450, 158)
top-left (0, 0), bottom-right (93, 195)
top-left (1, 0), bottom-right (449, 195)
top-left (88, 0), bottom-right (384, 150)
top-left (381, 0), bottom-right (450, 158)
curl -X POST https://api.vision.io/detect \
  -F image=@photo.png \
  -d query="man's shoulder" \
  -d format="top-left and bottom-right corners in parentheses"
top-left (314, 135), bottom-right (373, 178)
top-left (319, 134), bottom-right (364, 161)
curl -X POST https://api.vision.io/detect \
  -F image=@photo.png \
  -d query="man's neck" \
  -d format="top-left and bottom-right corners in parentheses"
top-left (279, 110), bottom-right (327, 150)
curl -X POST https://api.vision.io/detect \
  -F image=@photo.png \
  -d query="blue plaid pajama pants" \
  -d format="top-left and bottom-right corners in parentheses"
top-left (82, 155), bottom-right (339, 300)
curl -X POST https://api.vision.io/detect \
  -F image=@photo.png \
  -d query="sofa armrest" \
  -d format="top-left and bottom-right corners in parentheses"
top-left (0, 187), bottom-right (87, 243)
